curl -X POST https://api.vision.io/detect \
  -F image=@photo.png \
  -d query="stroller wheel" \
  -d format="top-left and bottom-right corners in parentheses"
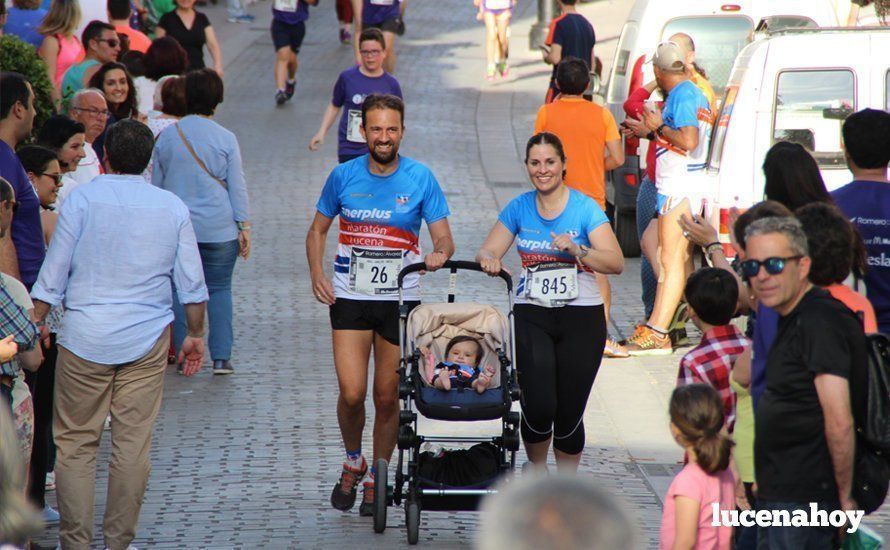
top-left (504, 428), bottom-right (520, 452)
top-left (406, 500), bottom-right (420, 545)
top-left (373, 459), bottom-right (388, 533)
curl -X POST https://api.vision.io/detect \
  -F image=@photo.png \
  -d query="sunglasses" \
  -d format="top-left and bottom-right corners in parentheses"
top-left (97, 38), bottom-right (120, 48)
top-left (42, 172), bottom-right (64, 184)
top-left (740, 256), bottom-right (802, 278)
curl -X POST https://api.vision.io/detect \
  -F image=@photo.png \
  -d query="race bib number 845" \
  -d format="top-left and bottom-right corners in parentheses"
top-left (525, 262), bottom-right (579, 306)
top-left (350, 248), bottom-right (403, 295)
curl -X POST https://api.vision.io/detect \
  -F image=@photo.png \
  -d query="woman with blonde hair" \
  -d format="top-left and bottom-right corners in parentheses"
top-left (37, 0), bottom-right (83, 106)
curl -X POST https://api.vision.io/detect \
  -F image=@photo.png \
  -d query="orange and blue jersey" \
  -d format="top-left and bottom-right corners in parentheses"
top-left (497, 189), bottom-right (609, 307)
top-left (316, 154), bottom-right (450, 301)
top-left (654, 79), bottom-right (713, 198)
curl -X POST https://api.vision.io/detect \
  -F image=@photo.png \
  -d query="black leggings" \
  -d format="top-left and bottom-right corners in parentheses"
top-left (515, 304), bottom-right (606, 455)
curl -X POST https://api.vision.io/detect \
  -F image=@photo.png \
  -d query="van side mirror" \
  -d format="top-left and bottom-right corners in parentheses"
top-left (822, 106), bottom-right (854, 120)
top-left (588, 73), bottom-right (604, 97)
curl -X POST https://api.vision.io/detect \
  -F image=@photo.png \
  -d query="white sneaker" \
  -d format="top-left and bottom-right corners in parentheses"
top-left (46, 470), bottom-right (56, 491)
top-left (104, 414), bottom-right (111, 430)
top-left (103, 546), bottom-right (138, 550)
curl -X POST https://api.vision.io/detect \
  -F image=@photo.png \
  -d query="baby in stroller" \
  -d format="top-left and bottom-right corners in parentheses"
top-left (423, 335), bottom-right (496, 393)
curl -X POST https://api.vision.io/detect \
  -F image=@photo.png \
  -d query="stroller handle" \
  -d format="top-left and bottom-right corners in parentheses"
top-left (397, 261), bottom-right (513, 292)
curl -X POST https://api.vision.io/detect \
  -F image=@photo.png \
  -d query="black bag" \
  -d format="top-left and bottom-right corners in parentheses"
top-left (417, 443), bottom-right (501, 488)
top-left (852, 333), bottom-right (890, 514)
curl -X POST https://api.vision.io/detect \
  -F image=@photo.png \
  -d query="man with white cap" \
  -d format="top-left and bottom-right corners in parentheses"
top-left (625, 41), bottom-right (713, 356)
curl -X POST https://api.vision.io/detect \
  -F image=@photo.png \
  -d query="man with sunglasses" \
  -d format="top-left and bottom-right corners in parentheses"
top-left (746, 216), bottom-right (865, 549)
top-left (59, 89), bottom-right (109, 205)
top-left (309, 28), bottom-right (402, 164)
top-left (60, 21), bottom-right (121, 111)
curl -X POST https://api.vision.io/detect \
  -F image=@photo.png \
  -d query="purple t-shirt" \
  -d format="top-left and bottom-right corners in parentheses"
top-left (273, 0), bottom-right (310, 25)
top-left (751, 303), bottom-right (779, 408)
top-left (833, 180), bottom-right (890, 333)
top-left (363, 0), bottom-right (401, 25)
top-left (0, 141), bottom-right (46, 290)
top-left (332, 66), bottom-right (402, 157)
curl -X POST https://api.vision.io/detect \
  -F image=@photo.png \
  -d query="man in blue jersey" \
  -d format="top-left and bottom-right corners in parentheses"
top-left (306, 94), bottom-right (454, 517)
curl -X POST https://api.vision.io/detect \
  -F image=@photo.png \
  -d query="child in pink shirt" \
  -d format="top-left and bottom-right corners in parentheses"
top-left (660, 384), bottom-right (735, 550)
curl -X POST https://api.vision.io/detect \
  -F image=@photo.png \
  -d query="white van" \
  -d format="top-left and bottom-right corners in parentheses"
top-left (604, 0), bottom-right (840, 255)
top-left (706, 27), bottom-right (890, 248)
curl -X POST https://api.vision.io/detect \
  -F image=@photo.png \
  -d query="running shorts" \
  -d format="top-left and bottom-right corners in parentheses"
top-left (365, 17), bottom-right (403, 35)
top-left (656, 193), bottom-right (708, 219)
top-left (271, 19), bottom-right (306, 53)
top-left (329, 298), bottom-right (420, 345)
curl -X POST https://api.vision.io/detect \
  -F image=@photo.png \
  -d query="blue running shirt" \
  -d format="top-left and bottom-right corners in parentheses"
top-left (317, 155), bottom-right (450, 301)
top-left (654, 79), bottom-right (712, 198)
top-left (498, 189), bottom-right (609, 307)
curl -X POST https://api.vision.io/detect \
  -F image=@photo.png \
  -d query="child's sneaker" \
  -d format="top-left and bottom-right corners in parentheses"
top-left (330, 457), bottom-right (367, 511)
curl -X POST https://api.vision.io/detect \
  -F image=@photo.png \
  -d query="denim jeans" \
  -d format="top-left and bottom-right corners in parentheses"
top-left (756, 500), bottom-right (839, 550)
top-left (173, 239), bottom-right (239, 361)
top-left (227, 0), bottom-right (245, 18)
top-left (635, 174), bottom-right (658, 319)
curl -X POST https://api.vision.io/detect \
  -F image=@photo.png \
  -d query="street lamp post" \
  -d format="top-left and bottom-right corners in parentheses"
top-left (529, 0), bottom-right (557, 50)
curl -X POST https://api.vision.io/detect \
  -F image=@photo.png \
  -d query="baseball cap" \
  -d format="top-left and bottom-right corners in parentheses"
top-left (647, 42), bottom-right (686, 73)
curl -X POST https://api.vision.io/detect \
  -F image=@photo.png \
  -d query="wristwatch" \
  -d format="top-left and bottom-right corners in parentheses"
top-left (705, 242), bottom-right (723, 258)
top-left (575, 244), bottom-right (590, 259)
top-left (656, 123), bottom-right (667, 136)
top-left (237, 221), bottom-right (251, 232)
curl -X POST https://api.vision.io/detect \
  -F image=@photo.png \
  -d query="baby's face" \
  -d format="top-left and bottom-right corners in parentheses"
top-left (446, 341), bottom-right (480, 366)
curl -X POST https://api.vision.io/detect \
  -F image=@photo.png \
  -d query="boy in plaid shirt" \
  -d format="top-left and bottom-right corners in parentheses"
top-left (677, 268), bottom-right (749, 432)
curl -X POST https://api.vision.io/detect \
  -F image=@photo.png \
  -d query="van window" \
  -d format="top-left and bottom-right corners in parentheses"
top-left (707, 85), bottom-right (739, 171)
top-left (773, 70), bottom-right (856, 168)
top-left (607, 21), bottom-right (639, 104)
top-left (660, 16), bottom-right (752, 97)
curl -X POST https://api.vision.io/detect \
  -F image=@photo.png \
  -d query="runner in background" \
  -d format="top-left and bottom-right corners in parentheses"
top-left (541, 0), bottom-right (594, 103)
top-left (336, 0), bottom-right (353, 44)
top-left (351, 0), bottom-right (404, 73)
top-left (474, 0), bottom-right (514, 80)
top-left (309, 28), bottom-right (402, 164)
top-left (271, 0), bottom-right (317, 106)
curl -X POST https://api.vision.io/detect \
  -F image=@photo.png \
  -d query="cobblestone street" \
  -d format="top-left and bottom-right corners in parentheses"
top-left (30, 0), bottom-right (890, 548)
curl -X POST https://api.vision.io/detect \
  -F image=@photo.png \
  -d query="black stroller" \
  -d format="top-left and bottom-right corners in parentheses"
top-left (372, 261), bottom-right (521, 544)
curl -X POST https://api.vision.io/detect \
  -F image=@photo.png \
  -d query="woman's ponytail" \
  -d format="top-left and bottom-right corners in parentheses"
top-left (669, 384), bottom-right (734, 475)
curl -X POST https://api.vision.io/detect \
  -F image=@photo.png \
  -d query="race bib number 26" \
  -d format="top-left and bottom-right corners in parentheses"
top-left (525, 262), bottom-right (579, 306)
top-left (350, 248), bottom-right (403, 295)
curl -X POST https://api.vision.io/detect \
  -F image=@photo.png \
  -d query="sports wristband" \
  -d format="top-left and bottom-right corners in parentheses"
top-left (237, 221), bottom-right (251, 231)
top-left (646, 131), bottom-right (655, 140)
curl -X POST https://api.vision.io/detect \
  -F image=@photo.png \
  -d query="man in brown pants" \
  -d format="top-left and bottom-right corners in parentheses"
top-left (31, 120), bottom-right (210, 550)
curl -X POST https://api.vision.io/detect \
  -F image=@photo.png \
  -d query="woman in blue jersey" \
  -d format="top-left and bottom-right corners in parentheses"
top-left (476, 132), bottom-right (624, 472)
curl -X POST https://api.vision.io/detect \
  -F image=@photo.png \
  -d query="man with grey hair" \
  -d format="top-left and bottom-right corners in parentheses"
top-left (744, 216), bottom-right (865, 549)
top-left (478, 474), bottom-right (634, 550)
top-left (31, 119), bottom-right (209, 550)
top-left (60, 88), bottom-right (108, 205)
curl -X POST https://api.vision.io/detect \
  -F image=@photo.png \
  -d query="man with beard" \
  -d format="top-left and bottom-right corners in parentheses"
top-left (306, 93), bottom-right (455, 517)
